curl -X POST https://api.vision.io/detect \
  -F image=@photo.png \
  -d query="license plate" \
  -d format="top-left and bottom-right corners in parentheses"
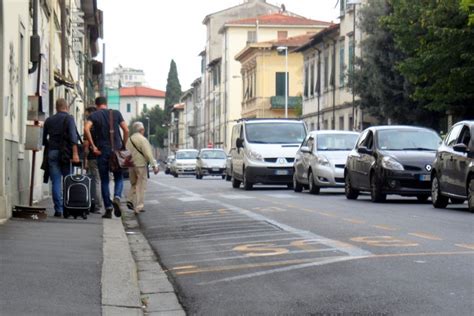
top-left (212, 168), bottom-right (219, 172)
top-left (419, 174), bottom-right (431, 181)
top-left (275, 169), bottom-right (289, 175)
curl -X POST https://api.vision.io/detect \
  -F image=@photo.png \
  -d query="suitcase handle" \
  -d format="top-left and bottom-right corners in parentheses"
top-left (70, 160), bottom-right (86, 175)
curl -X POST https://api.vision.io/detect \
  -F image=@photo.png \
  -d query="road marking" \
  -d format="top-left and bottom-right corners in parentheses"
top-left (408, 232), bottom-right (443, 241)
top-left (172, 265), bottom-right (196, 270)
top-left (233, 243), bottom-right (290, 257)
top-left (253, 206), bottom-right (286, 213)
top-left (343, 218), bottom-right (366, 224)
top-left (351, 236), bottom-right (419, 247)
top-left (265, 193), bottom-right (296, 199)
top-left (372, 225), bottom-right (397, 231)
top-left (144, 199), bottom-right (159, 205)
top-left (219, 194), bottom-right (255, 200)
top-left (319, 212), bottom-right (337, 218)
top-left (455, 243), bottom-right (474, 250)
top-left (178, 196), bottom-right (205, 202)
top-left (290, 239), bottom-right (317, 251)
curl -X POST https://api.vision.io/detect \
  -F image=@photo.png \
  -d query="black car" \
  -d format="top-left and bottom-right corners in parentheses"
top-left (344, 126), bottom-right (442, 202)
top-left (431, 121), bottom-right (474, 212)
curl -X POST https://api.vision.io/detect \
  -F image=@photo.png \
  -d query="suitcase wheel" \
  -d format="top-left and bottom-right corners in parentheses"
top-left (82, 214), bottom-right (87, 220)
top-left (73, 215), bottom-right (77, 219)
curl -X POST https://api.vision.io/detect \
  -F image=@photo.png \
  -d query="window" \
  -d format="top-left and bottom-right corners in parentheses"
top-left (348, 36), bottom-right (354, 85)
top-left (349, 116), bottom-right (354, 131)
top-left (247, 31), bottom-right (256, 44)
top-left (445, 124), bottom-right (464, 147)
top-left (310, 122), bottom-right (315, 131)
top-left (127, 103), bottom-right (131, 113)
top-left (339, 116), bottom-right (344, 130)
top-left (275, 72), bottom-right (288, 96)
top-left (304, 65), bottom-right (309, 98)
top-left (315, 59), bottom-right (321, 95)
top-left (339, 41), bottom-right (345, 86)
top-left (309, 63), bottom-right (315, 97)
top-left (143, 104), bottom-right (147, 112)
top-left (324, 56), bottom-right (329, 89)
top-left (278, 31), bottom-right (288, 40)
top-left (340, 0), bottom-right (346, 14)
top-left (213, 65), bottom-right (220, 88)
top-left (330, 48), bottom-right (336, 88)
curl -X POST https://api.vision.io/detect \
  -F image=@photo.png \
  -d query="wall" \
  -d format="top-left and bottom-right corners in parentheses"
top-left (120, 96), bottom-right (165, 125)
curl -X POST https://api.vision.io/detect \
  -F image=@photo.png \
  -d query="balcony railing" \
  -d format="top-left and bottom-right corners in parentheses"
top-left (270, 96), bottom-right (301, 109)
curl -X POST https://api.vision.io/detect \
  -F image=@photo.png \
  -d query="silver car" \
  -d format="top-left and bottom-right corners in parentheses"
top-left (196, 149), bottom-right (227, 179)
top-left (170, 149), bottom-right (199, 177)
top-left (293, 130), bottom-right (359, 194)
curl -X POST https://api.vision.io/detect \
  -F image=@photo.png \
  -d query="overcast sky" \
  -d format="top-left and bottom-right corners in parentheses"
top-left (97, 0), bottom-right (340, 90)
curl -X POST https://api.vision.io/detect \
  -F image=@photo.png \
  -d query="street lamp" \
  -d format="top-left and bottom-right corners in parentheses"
top-left (145, 116), bottom-right (150, 139)
top-left (276, 46), bottom-right (288, 119)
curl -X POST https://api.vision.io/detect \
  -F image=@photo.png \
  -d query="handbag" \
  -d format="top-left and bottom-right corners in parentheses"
top-left (59, 115), bottom-right (83, 166)
top-left (108, 109), bottom-right (134, 172)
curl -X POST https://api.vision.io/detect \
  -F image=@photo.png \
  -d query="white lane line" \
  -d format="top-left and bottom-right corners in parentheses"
top-left (265, 193), bottom-right (297, 199)
top-left (178, 196), bottom-right (206, 202)
top-left (198, 256), bottom-right (363, 285)
top-left (219, 194), bottom-right (255, 200)
top-left (145, 200), bottom-right (159, 205)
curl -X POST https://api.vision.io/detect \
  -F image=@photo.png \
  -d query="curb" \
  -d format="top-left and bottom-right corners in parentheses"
top-left (102, 218), bottom-right (144, 315)
top-left (123, 211), bottom-right (186, 315)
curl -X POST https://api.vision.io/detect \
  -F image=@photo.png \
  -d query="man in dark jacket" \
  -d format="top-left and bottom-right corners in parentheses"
top-left (42, 98), bottom-right (80, 217)
top-left (84, 97), bottom-right (129, 219)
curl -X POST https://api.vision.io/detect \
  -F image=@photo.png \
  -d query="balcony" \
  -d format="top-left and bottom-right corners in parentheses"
top-left (270, 96), bottom-right (302, 110)
top-left (188, 126), bottom-right (198, 137)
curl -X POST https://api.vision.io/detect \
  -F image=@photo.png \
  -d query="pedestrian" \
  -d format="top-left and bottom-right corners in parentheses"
top-left (84, 96), bottom-right (129, 219)
top-left (42, 98), bottom-right (80, 217)
top-left (83, 106), bottom-right (103, 214)
top-left (126, 122), bottom-right (159, 214)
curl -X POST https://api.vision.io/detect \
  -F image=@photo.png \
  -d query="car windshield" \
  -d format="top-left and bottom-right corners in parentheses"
top-left (245, 123), bottom-right (306, 144)
top-left (200, 151), bottom-right (226, 159)
top-left (176, 151), bottom-right (198, 159)
top-left (377, 129), bottom-right (441, 151)
top-left (317, 134), bottom-right (358, 151)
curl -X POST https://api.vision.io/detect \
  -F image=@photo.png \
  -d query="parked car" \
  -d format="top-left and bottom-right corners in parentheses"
top-left (164, 155), bottom-right (175, 175)
top-left (344, 126), bottom-right (442, 202)
top-left (170, 149), bottom-right (198, 177)
top-left (293, 130), bottom-right (359, 194)
top-left (196, 149), bottom-right (227, 179)
top-left (225, 154), bottom-right (232, 181)
top-left (431, 121), bottom-right (474, 212)
top-left (230, 119), bottom-right (307, 190)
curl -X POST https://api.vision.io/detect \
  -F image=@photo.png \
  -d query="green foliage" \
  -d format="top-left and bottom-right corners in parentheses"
top-left (164, 60), bottom-right (182, 120)
top-left (353, 0), bottom-right (440, 126)
top-left (385, 0), bottom-right (474, 116)
top-left (461, 0), bottom-right (474, 25)
top-left (130, 106), bottom-right (167, 148)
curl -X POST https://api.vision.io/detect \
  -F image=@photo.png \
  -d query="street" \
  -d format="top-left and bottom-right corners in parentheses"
top-left (136, 173), bottom-right (474, 315)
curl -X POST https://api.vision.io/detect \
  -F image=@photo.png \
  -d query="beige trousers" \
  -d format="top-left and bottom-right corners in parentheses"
top-left (127, 166), bottom-right (148, 212)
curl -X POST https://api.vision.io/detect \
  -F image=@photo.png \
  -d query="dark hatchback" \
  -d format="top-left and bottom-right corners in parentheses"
top-left (344, 126), bottom-right (442, 202)
top-left (431, 120), bottom-right (474, 212)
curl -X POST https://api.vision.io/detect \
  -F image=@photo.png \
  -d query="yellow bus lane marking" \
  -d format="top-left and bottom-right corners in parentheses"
top-left (351, 236), bottom-right (419, 247)
top-left (343, 218), bottom-right (366, 224)
top-left (408, 232), bottom-right (443, 241)
top-left (319, 212), bottom-right (338, 218)
top-left (233, 243), bottom-right (290, 257)
top-left (372, 225), bottom-right (397, 231)
top-left (455, 243), bottom-right (474, 250)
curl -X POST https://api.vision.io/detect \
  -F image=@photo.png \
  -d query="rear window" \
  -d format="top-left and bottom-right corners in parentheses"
top-left (377, 129), bottom-right (441, 151)
top-left (176, 151), bottom-right (198, 159)
top-left (317, 133), bottom-right (358, 151)
top-left (200, 151), bottom-right (226, 159)
top-left (245, 123), bottom-right (306, 144)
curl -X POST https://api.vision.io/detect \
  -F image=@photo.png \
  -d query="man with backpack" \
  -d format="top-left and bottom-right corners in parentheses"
top-left (42, 99), bottom-right (80, 217)
top-left (84, 97), bottom-right (129, 219)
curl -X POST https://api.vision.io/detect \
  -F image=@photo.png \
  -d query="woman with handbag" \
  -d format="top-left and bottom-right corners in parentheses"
top-left (84, 97), bottom-right (129, 219)
top-left (126, 122), bottom-right (159, 214)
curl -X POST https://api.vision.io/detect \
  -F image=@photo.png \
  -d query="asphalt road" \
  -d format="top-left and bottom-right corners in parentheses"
top-left (137, 173), bottom-right (474, 315)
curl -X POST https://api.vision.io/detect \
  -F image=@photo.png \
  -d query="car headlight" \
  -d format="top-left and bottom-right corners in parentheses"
top-left (381, 157), bottom-right (404, 171)
top-left (317, 155), bottom-right (330, 166)
top-left (246, 149), bottom-right (264, 162)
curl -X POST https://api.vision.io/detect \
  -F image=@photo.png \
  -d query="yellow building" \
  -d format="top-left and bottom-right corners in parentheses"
top-left (235, 34), bottom-right (312, 119)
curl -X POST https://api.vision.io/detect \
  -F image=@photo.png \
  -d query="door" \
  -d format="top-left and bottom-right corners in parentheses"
top-left (452, 125), bottom-right (471, 197)
top-left (442, 124), bottom-right (463, 194)
top-left (294, 135), bottom-right (310, 184)
top-left (358, 131), bottom-right (375, 190)
top-left (231, 124), bottom-right (244, 180)
top-left (349, 130), bottom-right (369, 189)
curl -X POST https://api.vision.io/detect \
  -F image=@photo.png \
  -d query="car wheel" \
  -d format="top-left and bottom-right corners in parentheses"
top-left (370, 173), bottom-right (386, 203)
top-left (243, 168), bottom-right (253, 191)
top-left (232, 172), bottom-right (241, 189)
top-left (308, 171), bottom-right (320, 195)
top-left (225, 173), bottom-right (232, 181)
top-left (222, 175), bottom-right (226, 180)
top-left (293, 173), bottom-right (303, 193)
top-left (173, 173), bottom-right (178, 178)
top-left (468, 178), bottom-right (474, 213)
top-left (431, 174), bottom-right (448, 208)
top-left (416, 195), bottom-right (429, 202)
top-left (450, 198), bottom-right (464, 204)
top-left (345, 172), bottom-right (359, 200)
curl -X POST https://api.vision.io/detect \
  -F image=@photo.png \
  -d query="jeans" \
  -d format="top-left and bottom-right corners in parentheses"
top-left (97, 147), bottom-right (123, 210)
top-left (48, 149), bottom-right (70, 213)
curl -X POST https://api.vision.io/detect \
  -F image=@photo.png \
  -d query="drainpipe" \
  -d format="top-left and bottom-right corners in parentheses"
top-left (332, 39), bottom-right (337, 129)
top-left (60, 0), bottom-right (67, 77)
top-left (28, 0), bottom-right (40, 74)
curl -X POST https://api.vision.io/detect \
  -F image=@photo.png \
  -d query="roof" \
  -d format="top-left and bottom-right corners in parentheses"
top-left (120, 86), bottom-right (165, 98)
top-left (202, 0), bottom-right (281, 25)
top-left (294, 23), bottom-right (340, 52)
top-left (173, 103), bottom-right (185, 110)
top-left (225, 13), bottom-right (331, 27)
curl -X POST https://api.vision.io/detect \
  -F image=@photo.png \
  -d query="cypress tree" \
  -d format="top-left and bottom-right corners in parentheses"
top-left (164, 60), bottom-right (182, 120)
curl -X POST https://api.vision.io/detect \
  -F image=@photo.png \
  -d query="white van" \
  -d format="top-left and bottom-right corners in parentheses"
top-left (230, 119), bottom-right (307, 190)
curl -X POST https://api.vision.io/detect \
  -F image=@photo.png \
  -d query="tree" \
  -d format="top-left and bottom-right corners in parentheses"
top-left (130, 106), bottom-right (168, 148)
top-left (385, 0), bottom-right (474, 117)
top-left (353, 0), bottom-right (439, 126)
top-left (461, 0), bottom-right (474, 25)
top-left (164, 60), bottom-right (182, 120)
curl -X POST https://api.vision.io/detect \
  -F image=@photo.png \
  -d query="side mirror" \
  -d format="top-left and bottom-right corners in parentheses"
top-left (196, 156), bottom-right (201, 160)
top-left (300, 146), bottom-right (311, 154)
top-left (236, 138), bottom-right (244, 149)
top-left (357, 146), bottom-right (373, 155)
top-left (453, 143), bottom-right (468, 153)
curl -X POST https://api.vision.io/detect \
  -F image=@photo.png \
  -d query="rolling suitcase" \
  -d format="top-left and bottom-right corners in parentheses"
top-left (63, 162), bottom-right (91, 219)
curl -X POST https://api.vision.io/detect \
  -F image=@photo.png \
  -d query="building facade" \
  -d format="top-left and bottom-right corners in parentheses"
top-left (236, 34), bottom-right (312, 119)
top-left (119, 86), bottom-right (165, 125)
top-left (0, 0), bottom-right (102, 221)
top-left (105, 65), bottom-right (147, 88)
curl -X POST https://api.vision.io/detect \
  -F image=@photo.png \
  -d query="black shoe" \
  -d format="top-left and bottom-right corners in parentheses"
top-left (126, 201), bottom-right (134, 210)
top-left (54, 212), bottom-right (62, 217)
top-left (112, 197), bottom-right (122, 217)
top-left (102, 208), bottom-right (112, 219)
